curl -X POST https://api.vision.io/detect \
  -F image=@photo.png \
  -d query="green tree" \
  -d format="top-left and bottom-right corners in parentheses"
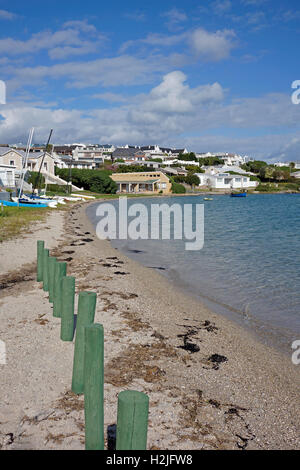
top-left (185, 173), bottom-right (200, 187)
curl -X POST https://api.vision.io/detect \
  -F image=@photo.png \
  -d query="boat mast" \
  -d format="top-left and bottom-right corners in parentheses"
top-left (33, 129), bottom-right (53, 195)
top-left (19, 127), bottom-right (34, 197)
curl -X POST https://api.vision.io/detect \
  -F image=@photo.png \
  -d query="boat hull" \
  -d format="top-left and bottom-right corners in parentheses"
top-left (231, 192), bottom-right (247, 197)
top-left (0, 200), bottom-right (48, 208)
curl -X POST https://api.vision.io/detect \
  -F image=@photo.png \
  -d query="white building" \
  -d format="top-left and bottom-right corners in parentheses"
top-left (0, 164), bottom-right (16, 188)
top-left (195, 171), bottom-right (258, 190)
top-left (197, 152), bottom-right (246, 166)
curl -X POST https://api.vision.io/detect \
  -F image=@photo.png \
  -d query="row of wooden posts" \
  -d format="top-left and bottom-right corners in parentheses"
top-left (37, 240), bottom-right (149, 450)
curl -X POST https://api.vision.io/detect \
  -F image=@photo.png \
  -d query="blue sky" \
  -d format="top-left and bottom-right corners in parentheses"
top-left (0, 0), bottom-right (300, 160)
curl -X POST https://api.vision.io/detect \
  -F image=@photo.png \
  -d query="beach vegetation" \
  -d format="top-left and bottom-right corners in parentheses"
top-left (55, 168), bottom-right (117, 194)
top-left (256, 182), bottom-right (300, 192)
top-left (171, 181), bottom-right (186, 194)
top-left (0, 205), bottom-right (51, 242)
top-left (28, 171), bottom-right (45, 188)
top-left (185, 173), bottom-right (200, 187)
top-left (178, 152), bottom-right (198, 162)
top-left (198, 156), bottom-right (224, 166)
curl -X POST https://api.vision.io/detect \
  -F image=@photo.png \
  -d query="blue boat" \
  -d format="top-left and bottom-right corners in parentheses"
top-left (0, 200), bottom-right (48, 208)
top-left (231, 192), bottom-right (247, 198)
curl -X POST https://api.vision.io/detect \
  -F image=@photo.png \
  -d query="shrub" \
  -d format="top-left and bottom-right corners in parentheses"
top-left (46, 184), bottom-right (69, 194)
top-left (171, 181), bottom-right (186, 194)
top-left (54, 167), bottom-right (117, 194)
top-left (28, 171), bottom-right (45, 188)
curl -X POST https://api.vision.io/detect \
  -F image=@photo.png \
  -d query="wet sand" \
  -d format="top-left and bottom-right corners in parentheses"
top-left (0, 201), bottom-right (299, 450)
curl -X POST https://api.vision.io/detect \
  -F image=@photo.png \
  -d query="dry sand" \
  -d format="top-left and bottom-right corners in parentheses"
top-left (0, 201), bottom-right (299, 450)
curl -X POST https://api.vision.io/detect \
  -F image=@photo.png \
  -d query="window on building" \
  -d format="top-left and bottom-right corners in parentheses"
top-left (10, 160), bottom-right (15, 166)
top-left (44, 163), bottom-right (48, 170)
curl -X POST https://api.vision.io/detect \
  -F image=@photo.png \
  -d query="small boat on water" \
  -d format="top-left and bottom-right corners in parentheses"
top-left (204, 197), bottom-right (213, 201)
top-left (231, 192), bottom-right (247, 198)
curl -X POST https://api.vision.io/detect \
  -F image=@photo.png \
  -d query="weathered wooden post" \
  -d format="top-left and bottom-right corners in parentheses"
top-left (116, 391), bottom-right (149, 450)
top-left (61, 276), bottom-right (75, 341)
top-left (53, 262), bottom-right (67, 318)
top-left (84, 323), bottom-right (104, 450)
top-left (43, 249), bottom-right (50, 292)
top-left (37, 240), bottom-right (44, 282)
top-left (71, 292), bottom-right (97, 394)
top-left (48, 257), bottom-right (57, 303)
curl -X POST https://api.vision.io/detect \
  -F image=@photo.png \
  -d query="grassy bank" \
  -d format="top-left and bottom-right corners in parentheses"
top-left (0, 206), bottom-right (52, 243)
top-left (256, 182), bottom-right (300, 192)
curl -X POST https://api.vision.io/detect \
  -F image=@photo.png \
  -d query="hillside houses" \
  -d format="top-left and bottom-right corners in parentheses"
top-left (0, 146), bottom-right (56, 189)
top-left (112, 147), bottom-right (147, 162)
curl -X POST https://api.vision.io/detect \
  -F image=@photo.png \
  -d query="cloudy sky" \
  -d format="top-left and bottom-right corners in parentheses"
top-left (0, 0), bottom-right (300, 160)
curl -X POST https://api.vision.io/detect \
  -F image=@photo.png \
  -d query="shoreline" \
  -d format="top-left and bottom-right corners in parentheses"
top-left (86, 194), bottom-right (299, 358)
top-left (84, 198), bottom-right (299, 363)
top-left (80, 201), bottom-right (300, 449)
top-left (0, 202), bottom-right (299, 449)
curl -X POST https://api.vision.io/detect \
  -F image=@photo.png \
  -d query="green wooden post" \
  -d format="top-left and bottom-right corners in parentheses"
top-left (37, 241), bottom-right (44, 282)
top-left (48, 257), bottom-right (57, 303)
top-left (53, 262), bottom-right (67, 318)
top-left (61, 276), bottom-right (75, 341)
top-left (72, 292), bottom-right (97, 395)
top-left (116, 391), bottom-right (149, 450)
top-left (84, 324), bottom-right (104, 450)
top-left (43, 249), bottom-right (50, 292)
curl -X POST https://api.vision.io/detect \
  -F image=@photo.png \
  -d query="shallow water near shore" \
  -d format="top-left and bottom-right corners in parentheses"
top-left (86, 193), bottom-right (300, 355)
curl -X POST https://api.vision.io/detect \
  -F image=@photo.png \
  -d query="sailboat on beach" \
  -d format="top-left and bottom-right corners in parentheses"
top-left (12, 129), bottom-right (58, 208)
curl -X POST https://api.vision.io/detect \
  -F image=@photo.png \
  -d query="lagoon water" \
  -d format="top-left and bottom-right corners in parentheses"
top-left (86, 194), bottom-right (300, 354)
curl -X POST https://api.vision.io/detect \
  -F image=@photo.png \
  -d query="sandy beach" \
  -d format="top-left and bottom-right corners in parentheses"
top-left (0, 200), bottom-right (299, 450)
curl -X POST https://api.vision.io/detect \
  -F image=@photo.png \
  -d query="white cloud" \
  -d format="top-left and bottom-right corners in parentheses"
top-left (161, 8), bottom-right (187, 31)
top-left (120, 32), bottom-right (185, 53)
top-left (143, 71), bottom-right (224, 113)
top-left (212, 0), bottom-right (232, 15)
top-left (92, 92), bottom-right (128, 103)
top-left (189, 28), bottom-right (237, 61)
top-left (6, 53), bottom-right (187, 91)
top-left (0, 9), bottom-right (17, 20)
top-left (268, 137), bottom-right (300, 162)
top-left (0, 20), bottom-right (105, 59)
top-left (1, 72), bottom-right (300, 160)
top-left (124, 12), bottom-right (146, 22)
top-left (121, 26), bottom-right (238, 64)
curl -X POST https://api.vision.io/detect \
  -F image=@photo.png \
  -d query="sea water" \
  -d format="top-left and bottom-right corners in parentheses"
top-left (86, 194), bottom-right (300, 354)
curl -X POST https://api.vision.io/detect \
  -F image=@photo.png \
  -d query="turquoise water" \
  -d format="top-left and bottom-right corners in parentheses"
top-left (86, 194), bottom-right (300, 353)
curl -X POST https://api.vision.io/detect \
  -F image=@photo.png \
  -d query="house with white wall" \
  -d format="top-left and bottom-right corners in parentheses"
top-left (0, 147), bottom-right (23, 171)
top-left (195, 171), bottom-right (258, 190)
top-left (0, 164), bottom-right (16, 188)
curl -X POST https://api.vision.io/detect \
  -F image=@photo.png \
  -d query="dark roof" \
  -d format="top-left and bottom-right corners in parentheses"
top-left (141, 145), bottom-right (155, 151)
top-left (112, 148), bottom-right (145, 158)
top-left (54, 145), bottom-right (77, 154)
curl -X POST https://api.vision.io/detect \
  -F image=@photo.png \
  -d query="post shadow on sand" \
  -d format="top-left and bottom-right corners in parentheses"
top-left (107, 424), bottom-right (117, 450)
top-left (73, 314), bottom-right (78, 337)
